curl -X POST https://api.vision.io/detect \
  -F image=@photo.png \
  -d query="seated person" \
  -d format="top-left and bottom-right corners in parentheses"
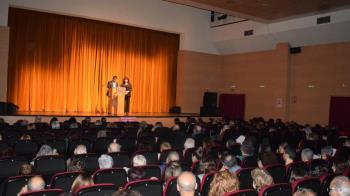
top-left (332, 158), bottom-right (350, 174)
top-left (257, 152), bottom-right (280, 168)
top-left (209, 170), bottom-right (239, 196)
top-left (329, 176), bottom-right (350, 196)
top-left (220, 153), bottom-right (241, 174)
top-left (107, 140), bottom-right (121, 153)
top-left (71, 174), bottom-right (94, 194)
top-left (128, 167), bottom-right (146, 182)
top-left (111, 189), bottom-right (142, 196)
top-left (251, 168), bottom-right (274, 192)
top-left (197, 158), bottom-right (217, 181)
top-left (289, 167), bottom-right (308, 183)
top-left (19, 163), bottom-right (34, 175)
top-left (17, 176), bottom-right (45, 195)
top-left (283, 145), bottom-right (297, 166)
top-left (164, 161), bottom-right (183, 182)
top-left (177, 172), bottom-right (197, 196)
top-left (67, 144), bottom-right (87, 167)
top-left (98, 154), bottom-right (114, 169)
top-left (301, 148), bottom-right (314, 163)
top-left (293, 188), bottom-right (316, 196)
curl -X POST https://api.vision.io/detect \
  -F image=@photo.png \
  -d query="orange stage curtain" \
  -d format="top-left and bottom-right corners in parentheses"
top-left (7, 8), bottom-right (179, 113)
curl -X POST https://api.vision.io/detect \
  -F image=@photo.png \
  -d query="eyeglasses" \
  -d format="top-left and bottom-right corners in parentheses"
top-left (329, 187), bottom-right (350, 193)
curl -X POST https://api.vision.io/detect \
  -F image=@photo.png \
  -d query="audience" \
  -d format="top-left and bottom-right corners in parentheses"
top-left (177, 172), bottom-right (197, 196)
top-left (17, 176), bottom-right (45, 195)
top-left (0, 117), bottom-right (349, 196)
top-left (251, 168), bottom-right (274, 192)
top-left (98, 154), bottom-right (114, 169)
top-left (208, 170), bottom-right (239, 196)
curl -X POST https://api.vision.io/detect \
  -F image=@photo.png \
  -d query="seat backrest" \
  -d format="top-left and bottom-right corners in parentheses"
top-left (133, 151), bottom-right (159, 165)
top-left (34, 155), bottom-right (66, 175)
top-left (241, 156), bottom-right (258, 168)
top-left (224, 189), bottom-right (258, 196)
top-left (15, 140), bottom-right (38, 159)
top-left (2, 175), bottom-right (35, 196)
top-left (19, 189), bottom-right (64, 196)
top-left (50, 171), bottom-right (84, 193)
top-left (0, 157), bottom-right (28, 178)
top-left (200, 172), bottom-right (216, 196)
top-left (92, 168), bottom-right (127, 188)
top-left (292, 177), bottom-right (320, 195)
top-left (75, 183), bottom-right (117, 196)
top-left (135, 165), bottom-right (161, 179)
top-left (108, 152), bottom-right (130, 167)
top-left (125, 179), bottom-right (163, 196)
top-left (264, 164), bottom-right (286, 183)
top-left (237, 167), bottom-right (255, 190)
top-left (72, 153), bottom-right (99, 172)
top-left (258, 183), bottom-right (292, 196)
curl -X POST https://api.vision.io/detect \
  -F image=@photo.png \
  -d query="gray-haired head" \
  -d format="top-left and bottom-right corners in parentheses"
top-left (98, 154), bottom-right (114, 169)
top-left (330, 176), bottom-right (350, 196)
top-left (132, 155), bottom-right (147, 167)
top-left (301, 148), bottom-right (314, 162)
top-left (184, 138), bottom-right (195, 149)
top-left (36, 145), bottom-right (53, 157)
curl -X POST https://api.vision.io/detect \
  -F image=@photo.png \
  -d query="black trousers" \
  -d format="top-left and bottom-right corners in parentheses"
top-left (125, 96), bottom-right (131, 113)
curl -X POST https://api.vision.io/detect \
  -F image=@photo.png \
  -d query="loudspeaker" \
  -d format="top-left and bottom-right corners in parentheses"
top-left (169, 106), bottom-right (181, 114)
top-left (200, 106), bottom-right (218, 117)
top-left (203, 92), bottom-right (217, 107)
top-left (0, 102), bottom-right (19, 114)
top-left (290, 47), bottom-right (302, 54)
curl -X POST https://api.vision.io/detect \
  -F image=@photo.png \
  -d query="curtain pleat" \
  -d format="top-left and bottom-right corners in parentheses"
top-left (8, 8), bottom-right (179, 113)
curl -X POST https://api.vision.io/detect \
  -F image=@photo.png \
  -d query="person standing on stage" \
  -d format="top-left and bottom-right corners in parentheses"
top-left (107, 76), bottom-right (118, 114)
top-left (121, 77), bottom-right (132, 114)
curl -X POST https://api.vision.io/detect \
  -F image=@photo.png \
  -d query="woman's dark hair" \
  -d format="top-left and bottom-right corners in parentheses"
top-left (122, 77), bottom-right (131, 85)
top-left (258, 152), bottom-right (279, 166)
top-left (128, 167), bottom-right (146, 181)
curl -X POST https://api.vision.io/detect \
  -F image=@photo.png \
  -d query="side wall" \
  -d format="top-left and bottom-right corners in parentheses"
top-left (221, 43), bottom-right (290, 121)
top-left (176, 50), bottom-right (222, 113)
top-left (289, 42), bottom-right (350, 125)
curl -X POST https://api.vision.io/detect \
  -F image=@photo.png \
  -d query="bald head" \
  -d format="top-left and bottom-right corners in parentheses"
top-left (108, 142), bottom-right (121, 153)
top-left (177, 172), bottom-right (197, 195)
top-left (74, 144), bottom-right (87, 155)
top-left (28, 176), bottom-right (45, 191)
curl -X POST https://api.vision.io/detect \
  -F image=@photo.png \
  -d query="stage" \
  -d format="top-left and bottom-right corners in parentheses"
top-left (0, 111), bottom-right (218, 126)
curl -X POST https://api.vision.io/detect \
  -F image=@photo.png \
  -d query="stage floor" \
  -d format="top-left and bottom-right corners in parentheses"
top-left (5, 111), bottom-right (200, 118)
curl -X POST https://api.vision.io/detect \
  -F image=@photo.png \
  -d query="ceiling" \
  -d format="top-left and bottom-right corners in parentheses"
top-left (165, 0), bottom-right (350, 22)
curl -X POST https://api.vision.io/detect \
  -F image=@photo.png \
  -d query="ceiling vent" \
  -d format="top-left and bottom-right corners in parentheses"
top-left (317, 16), bottom-right (331, 24)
